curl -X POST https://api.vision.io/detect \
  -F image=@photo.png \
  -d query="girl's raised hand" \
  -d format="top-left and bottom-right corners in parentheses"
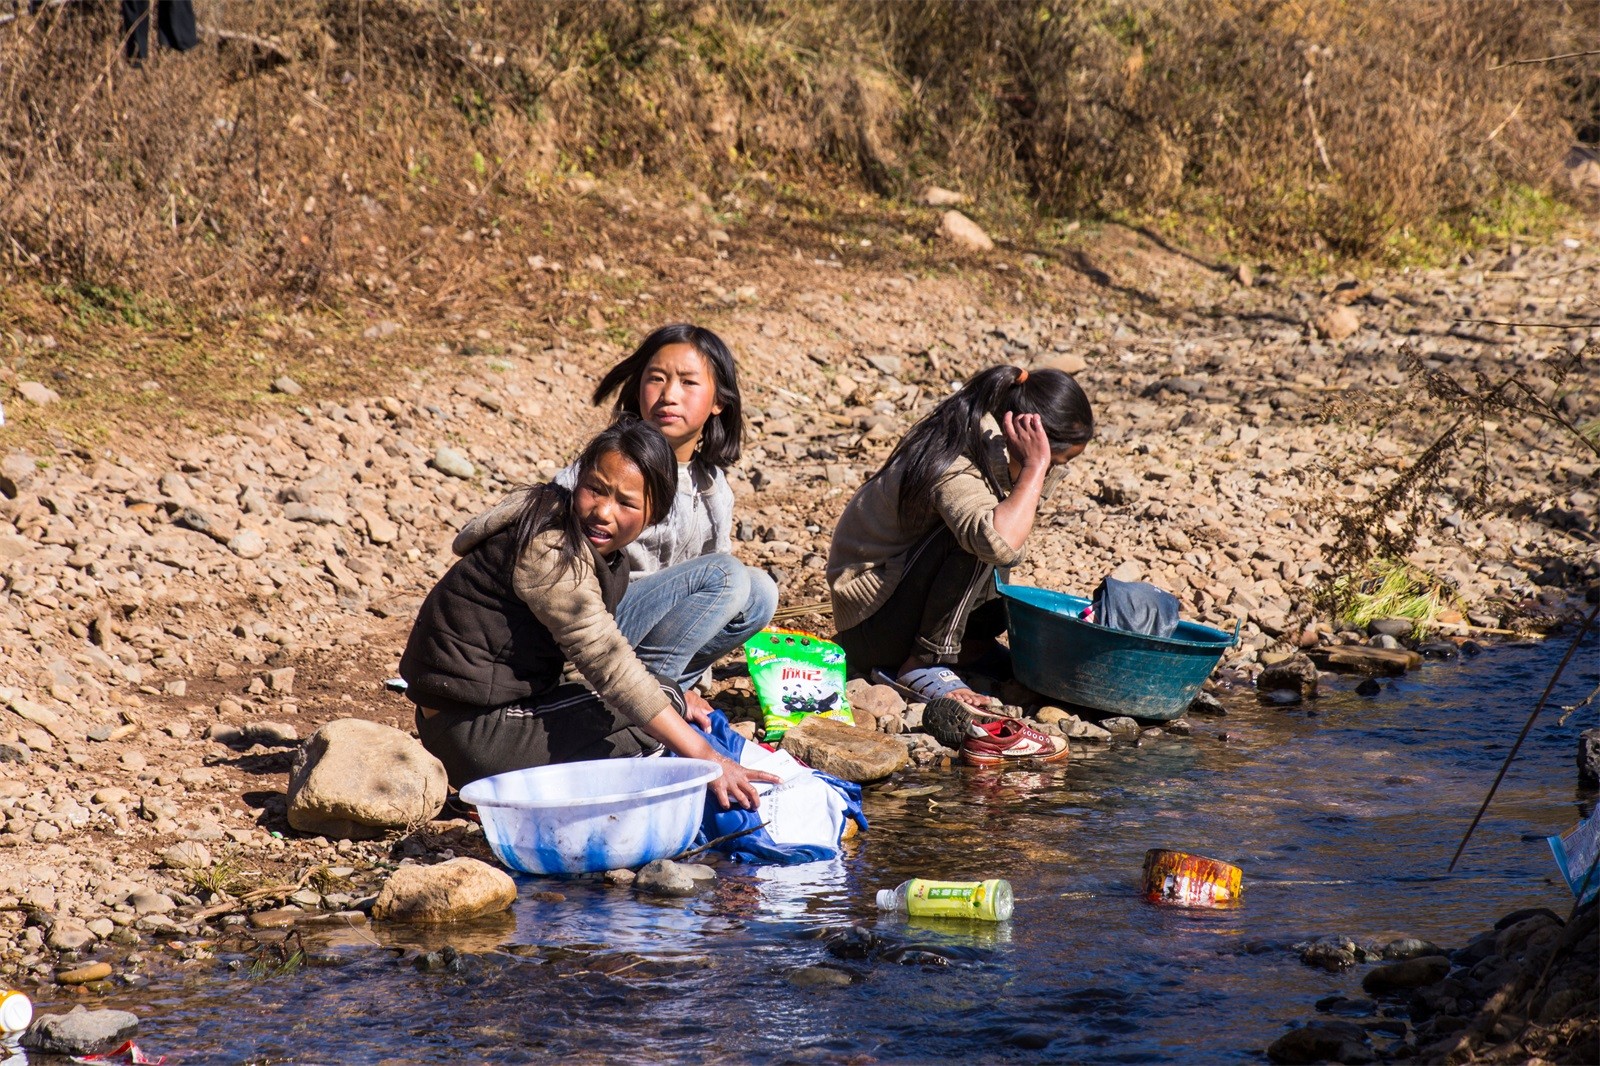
top-left (1002, 411), bottom-right (1052, 472)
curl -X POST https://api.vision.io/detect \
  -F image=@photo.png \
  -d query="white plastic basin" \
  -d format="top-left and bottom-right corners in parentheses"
top-left (459, 758), bottom-right (722, 875)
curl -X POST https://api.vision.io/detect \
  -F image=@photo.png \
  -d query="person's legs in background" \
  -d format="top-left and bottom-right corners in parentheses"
top-left (156, 0), bottom-right (197, 51)
top-left (120, 0), bottom-right (150, 61)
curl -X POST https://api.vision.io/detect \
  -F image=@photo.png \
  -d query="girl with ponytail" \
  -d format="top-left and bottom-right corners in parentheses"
top-left (826, 365), bottom-right (1094, 706)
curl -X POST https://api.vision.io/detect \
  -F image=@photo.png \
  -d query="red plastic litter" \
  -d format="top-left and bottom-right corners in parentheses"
top-left (70, 1040), bottom-right (167, 1065)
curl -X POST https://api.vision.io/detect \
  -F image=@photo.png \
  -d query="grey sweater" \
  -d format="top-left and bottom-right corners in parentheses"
top-left (556, 458), bottom-right (734, 574)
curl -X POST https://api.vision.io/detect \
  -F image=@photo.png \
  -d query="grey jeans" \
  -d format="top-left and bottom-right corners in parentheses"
top-left (614, 553), bottom-right (778, 688)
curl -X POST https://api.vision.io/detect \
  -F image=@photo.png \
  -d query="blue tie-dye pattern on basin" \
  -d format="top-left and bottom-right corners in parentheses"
top-left (460, 758), bottom-right (722, 874)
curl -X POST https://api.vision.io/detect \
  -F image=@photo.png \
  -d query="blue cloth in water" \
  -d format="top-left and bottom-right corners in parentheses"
top-left (1090, 576), bottom-right (1181, 639)
top-left (680, 711), bottom-right (866, 865)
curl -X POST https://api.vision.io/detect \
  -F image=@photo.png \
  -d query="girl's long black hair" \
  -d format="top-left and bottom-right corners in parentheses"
top-left (591, 323), bottom-right (743, 468)
top-left (508, 416), bottom-right (678, 566)
top-left (875, 365), bottom-right (1094, 524)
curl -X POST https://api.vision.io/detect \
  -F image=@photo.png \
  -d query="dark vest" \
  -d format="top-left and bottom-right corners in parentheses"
top-left (398, 525), bottom-right (629, 714)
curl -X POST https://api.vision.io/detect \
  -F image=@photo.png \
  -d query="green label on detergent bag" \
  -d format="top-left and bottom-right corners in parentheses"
top-left (744, 628), bottom-right (854, 741)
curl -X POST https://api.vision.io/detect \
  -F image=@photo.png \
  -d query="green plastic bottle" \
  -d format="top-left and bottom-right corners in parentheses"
top-left (876, 878), bottom-right (1014, 921)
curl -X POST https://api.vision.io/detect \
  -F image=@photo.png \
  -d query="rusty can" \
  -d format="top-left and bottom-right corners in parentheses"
top-left (1142, 849), bottom-right (1242, 907)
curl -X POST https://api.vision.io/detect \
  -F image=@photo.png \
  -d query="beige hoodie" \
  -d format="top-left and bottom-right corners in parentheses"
top-left (826, 413), bottom-right (1068, 632)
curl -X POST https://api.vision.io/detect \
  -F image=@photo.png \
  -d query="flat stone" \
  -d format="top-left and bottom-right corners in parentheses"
top-left (1266, 1021), bottom-right (1373, 1064)
top-left (634, 859), bottom-right (700, 898)
top-left (270, 376), bottom-right (303, 396)
top-left (780, 714), bottom-right (908, 782)
top-left (287, 718), bottom-right (447, 839)
top-left (939, 210), bottom-right (994, 252)
top-left (127, 887), bottom-right (175, 915)
top-left (919, 186), bottom-right (968, 207)
top-left (1367, 617), bottom-right (1414, 638)
top-left (228, 530), bottom-right (267, 559)
top-left (55, 961), bottom-right (113, 985)
top-left (22, 1006), bottom-right (139, 1056)
top-left (431, 446), bottom-right (475, 479)
top-left (1312, 306), bottom-right (1361, 342)
top-left (248, 907), bottom-right (303, 930)
top-left (16, 381), bottom-right (61, 406)
top-left (1308, 646), bottom-right (1420, 675)
top-left (0, 451), bottom-right (37, 496)
top-left (1361, 954), bottom-right (1451, 993)
top-left (844, 678), bottom-right (906, 720)
top-left (371, 858), bottom-right (516, 923)
top-left (1382, 937), bottom-right (1442, 960)
top-left (1257, 654), bottom-right (1319, 698)
top-left (789, 965), bottom-right (854, 988)
top-left (46, 924), bottom-right (97, 952)
top-left (1099, 716), bottom-right (1141, 735)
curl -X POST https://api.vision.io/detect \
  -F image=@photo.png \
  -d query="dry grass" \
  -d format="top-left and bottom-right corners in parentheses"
top-left (0, 0), bottom-right (1590, 352)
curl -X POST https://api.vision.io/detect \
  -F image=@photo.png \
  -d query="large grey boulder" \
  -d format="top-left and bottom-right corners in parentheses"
top-left (287, 719), bottom-right (447, 839)
top-left (24, 1007), bottom-right (139, 1056)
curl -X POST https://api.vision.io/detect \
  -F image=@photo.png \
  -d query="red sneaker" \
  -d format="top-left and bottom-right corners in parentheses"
top-left (960, 718), bottom-right (1070, 767)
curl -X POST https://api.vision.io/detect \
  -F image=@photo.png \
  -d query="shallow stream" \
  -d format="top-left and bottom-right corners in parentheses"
top-left (25, 634), bottom-right (1600, 1063)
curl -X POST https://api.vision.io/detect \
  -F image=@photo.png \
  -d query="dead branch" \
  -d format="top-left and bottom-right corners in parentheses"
top-left (1489, 48), bottom-right (1600, 70)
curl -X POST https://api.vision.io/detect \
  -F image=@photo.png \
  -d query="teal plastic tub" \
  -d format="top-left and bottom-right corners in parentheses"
top-left (996, 581), bottom-right (1237, 722)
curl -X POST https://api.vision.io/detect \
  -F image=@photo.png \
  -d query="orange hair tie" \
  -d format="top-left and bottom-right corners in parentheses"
top-left (1016, 368), bottom-right (1029, 384)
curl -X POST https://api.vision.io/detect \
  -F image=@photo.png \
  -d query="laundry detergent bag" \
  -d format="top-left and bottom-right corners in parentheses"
top-left (744, 628), bottom-right (854, 741)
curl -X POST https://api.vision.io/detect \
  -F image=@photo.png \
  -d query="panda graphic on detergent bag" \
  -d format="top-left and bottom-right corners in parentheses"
top-left (743, 629), bottom-right (855, 742)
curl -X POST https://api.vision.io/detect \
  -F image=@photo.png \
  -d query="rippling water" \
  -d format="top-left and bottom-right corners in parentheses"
top-left (30, 634), bottom-right (1598, 1064)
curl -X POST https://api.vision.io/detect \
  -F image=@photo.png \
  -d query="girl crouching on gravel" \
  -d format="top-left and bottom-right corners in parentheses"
top-left (400, 417), bottom-right (778, 810)
top-left (827, 365), bottom-right (1094, 710)
top-left (557, 324), bottom-right (776, 690)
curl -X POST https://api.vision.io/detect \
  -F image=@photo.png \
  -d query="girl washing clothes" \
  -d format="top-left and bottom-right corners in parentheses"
top-left (557, 324), bottom-right (777, 691)
top-left (400, 417), bottom-right (778, 809)
top-left (828, 365), bottom-right (1094, 710)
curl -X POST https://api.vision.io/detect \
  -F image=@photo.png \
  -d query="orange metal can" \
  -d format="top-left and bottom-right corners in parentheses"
top-left (1142, 849), bottom-right (1243, 907)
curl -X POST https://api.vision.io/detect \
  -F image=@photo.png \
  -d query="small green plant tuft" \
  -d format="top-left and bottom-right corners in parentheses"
top-left (1328, 558), bottom-right (1463, 636)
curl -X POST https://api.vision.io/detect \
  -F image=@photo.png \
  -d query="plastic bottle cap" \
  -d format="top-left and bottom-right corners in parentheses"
top-left (0, 990), bottom-right (32, 1035)
top-left (875, 889), bottom-right (895, 909)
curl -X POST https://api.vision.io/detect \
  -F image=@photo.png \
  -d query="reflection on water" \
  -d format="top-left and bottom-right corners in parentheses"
top-left (25, 635), bottom-right (1597, 1063)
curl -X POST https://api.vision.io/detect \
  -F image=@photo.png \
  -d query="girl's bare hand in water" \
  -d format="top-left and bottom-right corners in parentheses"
top-left (710, 755), bottom-right (781, 811)
top-left (1002, 411), bottom-right (1052, 472)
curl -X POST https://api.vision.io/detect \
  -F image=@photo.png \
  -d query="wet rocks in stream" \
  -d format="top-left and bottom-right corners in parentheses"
top-left (370, 857), bottom-right (516, 923)
top-left (1267, 1020), bottom-right (1375, 1065)
top-left (634, 859), bottom-right (715, 898)
top-left (1579, 727), bottom-right (1600, 788)
top-left (22, 1006), bottom-right (140, 1056)
top-left (1275, 900), bottom-right (1598, 1063)
top-left (813, 924), bottom-right (971, 969)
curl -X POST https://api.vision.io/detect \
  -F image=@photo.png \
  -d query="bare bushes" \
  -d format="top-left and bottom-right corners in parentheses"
top-left (874, 0), bottom-right (1590, 261)
top-left (0, 0), bottom-right (1591, 309)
